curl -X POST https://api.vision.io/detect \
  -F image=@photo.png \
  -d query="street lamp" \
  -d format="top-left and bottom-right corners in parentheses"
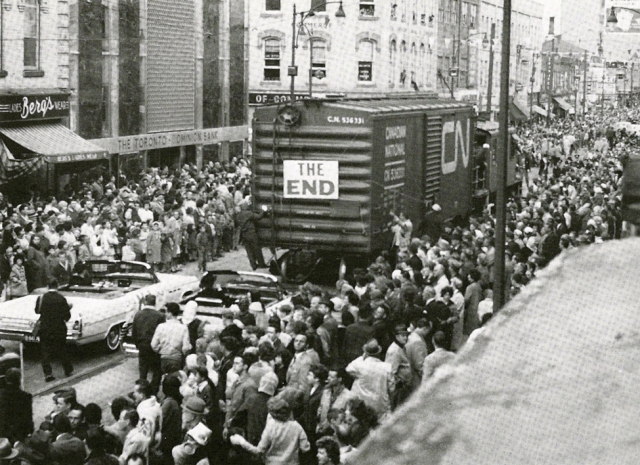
top-left (606, 6), bottom-right (640, 26)
top-left (289, 1), bottom-right (345, 103)
top-left (530, 52), bottom-right (539, 117)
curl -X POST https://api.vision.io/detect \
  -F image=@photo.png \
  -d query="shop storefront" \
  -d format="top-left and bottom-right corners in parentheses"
top-left (0, 90), bottom-right (110, 197)
top-left (90, 126), bottom-right (249, 185)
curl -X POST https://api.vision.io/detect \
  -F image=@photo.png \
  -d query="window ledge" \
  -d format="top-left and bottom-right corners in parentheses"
top-left (0, 70), bottom-right (6, 78)
top-left (24, 69), bottom-right (44, 78)
top-left (260, 80), bottom-right (283, 87)
top-left (357, 82), bottom-right (377, 88)
top-left (261, 11), bottom-right (283, 18)
top-left (359, 15), bottom-right (379, 21)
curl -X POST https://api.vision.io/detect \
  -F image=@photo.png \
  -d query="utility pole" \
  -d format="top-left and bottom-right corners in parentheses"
top-left (456, 0), bottom-right (463, 90)
top-left (486, 23), bottom-right (495, 115)
top-left (582, 50), bottom-right (588, 117)
top-left (530, 52), bottom-right (538, 118)
top-left (547, 37), bottom-right (555, 127)
top-left (493, 0), bottom-right (512, 311)
top-left (290, 4), bottom-right (298, 103)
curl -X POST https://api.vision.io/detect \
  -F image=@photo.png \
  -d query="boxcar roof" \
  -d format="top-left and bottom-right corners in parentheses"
top-left (324, 98), bottom-right (472, 114)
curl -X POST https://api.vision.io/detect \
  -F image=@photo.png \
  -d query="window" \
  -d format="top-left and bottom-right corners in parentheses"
top-left (400, 0), bottom-right (406, 21)
top-left (411, 42), bottom-right (417, 78)
top-left (400, 41), bottom-right (407, 85)
top-left (311, 40), bottom-right (327, 79)
top-left (391, 3), bottom-right (397, 20)
top-left (358, 40), bottom-right (374, 81)
top-left (264, 39), bottom-right (281, 81)
top-left (360, 0), bottom-right (375, 17)
top-left (420, 43), bottom-right (426, 84)
top-left (311, 0), bottom-right (326, 12)
top-left (265, 0), bottom-right (281, 11)
top-left (24, 0), bottom-right (40, 69)
top-left (390, 40), bottom-right (397, 86)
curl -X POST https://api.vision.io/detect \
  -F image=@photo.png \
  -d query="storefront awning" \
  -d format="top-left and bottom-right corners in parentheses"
top-left (0, 123), bottom-right (109, 163)
top-left (532, 105), bottom-right (549, 117)
top-left (511, 99), bottom-right (530, 119)
top-left (0, 139), bottom-right (42, 184)
top-left (553, 97), bottom-right (575, 114)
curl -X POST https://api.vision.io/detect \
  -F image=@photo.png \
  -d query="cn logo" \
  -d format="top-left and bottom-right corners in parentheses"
top-left (441, 119), bottom-right (470, 174)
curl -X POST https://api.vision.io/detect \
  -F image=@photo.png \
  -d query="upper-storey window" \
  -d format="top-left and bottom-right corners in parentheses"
top-left (360, 0), bottom-right (375, 17)
top-left (24, 0), bottom-right (40, 69)
top-left (264, 39), bottom-right (281, 81)
top-left (266, 0), bottom-right (281, 11)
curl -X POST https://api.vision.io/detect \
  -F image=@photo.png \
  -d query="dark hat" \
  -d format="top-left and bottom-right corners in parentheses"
top-left (19, 430), bottom-right (50, 463)
top-left (53, 387), bottom-right (77, 403)
top-left (394, 323), bottom-right (409, 335)
top-left (0, 438), bottom-right (18, 459)
top-left (362, 338), bottom-right (382, 356)
top-left (182, 396), bottom-right (209, 416)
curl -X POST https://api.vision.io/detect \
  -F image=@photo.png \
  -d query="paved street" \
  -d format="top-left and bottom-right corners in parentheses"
top-left (19, 246), bottom-right (261, 417)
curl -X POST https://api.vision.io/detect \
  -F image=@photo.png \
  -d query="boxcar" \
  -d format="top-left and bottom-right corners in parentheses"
top-left (252, 97), bottom-right (475, 281)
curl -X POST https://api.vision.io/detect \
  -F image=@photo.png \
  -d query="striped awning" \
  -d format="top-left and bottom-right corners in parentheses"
top-left (0, 123), bottom-right (109, 163)
top-left (532, 105), bottom-right (549, 117)
top-left (553, 97), bottom-right (574, 113)
top-left (512, 99), bottom-right (530, 119)
top-left (0, 139), bottom-right (42, 184)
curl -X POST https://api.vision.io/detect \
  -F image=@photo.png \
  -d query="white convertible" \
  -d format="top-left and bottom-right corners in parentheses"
top-left (0, 260), bottom-right (200, 351)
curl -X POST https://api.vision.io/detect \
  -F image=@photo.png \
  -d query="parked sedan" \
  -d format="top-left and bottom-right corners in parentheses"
top-left (0, 260), bottom-right (200, 351)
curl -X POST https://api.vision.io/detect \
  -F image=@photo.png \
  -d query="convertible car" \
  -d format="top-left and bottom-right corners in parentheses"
top-left (0, 260), bottom-right (200, 351)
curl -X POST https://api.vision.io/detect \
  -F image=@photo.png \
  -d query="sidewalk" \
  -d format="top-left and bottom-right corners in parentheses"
top-left (33, 356), bottom-right (138, 427)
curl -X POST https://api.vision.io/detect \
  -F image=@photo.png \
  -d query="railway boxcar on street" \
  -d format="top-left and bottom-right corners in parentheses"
top-left (252, 97), bottom-right (475, 280)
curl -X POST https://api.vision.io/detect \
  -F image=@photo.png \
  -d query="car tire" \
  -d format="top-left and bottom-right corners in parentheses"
top-left (105, 324), bottom-right (122, 352)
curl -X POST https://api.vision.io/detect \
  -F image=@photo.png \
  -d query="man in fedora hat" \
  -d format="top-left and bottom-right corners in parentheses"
top-left (15, 430), bottom-right (50, 465)
top-left (385, 323), bottom-right (413, 410)
top-left (0, 438), bottom-right (18, 463)
top-left (346, 339), bottom-right (394, 418)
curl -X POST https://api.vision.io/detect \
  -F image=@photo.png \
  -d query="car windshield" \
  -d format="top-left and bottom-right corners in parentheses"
top-left (199, 272), bottom-right (281, 306)
top-left (62, 261), bottom-right (156, 295)
top-left (201, 272), bottom-right (276, 289)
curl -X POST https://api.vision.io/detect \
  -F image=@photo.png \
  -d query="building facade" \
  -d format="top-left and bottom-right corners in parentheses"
top-left (0, 0), bottom-right (249, 196)
top-left (0, 0), bottom-right (90, 198)
top-left (435, 0), bottom-right (480, 103)
top-left (476, 0), bottom-right (544, 117)
top-left (76, 0), bottom-right (249, 188)
top-left (248, 0), bottom-right (439, 120)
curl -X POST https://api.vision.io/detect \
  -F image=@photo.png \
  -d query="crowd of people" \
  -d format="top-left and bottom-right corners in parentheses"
top-left (0, 101), bottom-right (638, 465)
top-left (0, 158), bottom-right (259, 301)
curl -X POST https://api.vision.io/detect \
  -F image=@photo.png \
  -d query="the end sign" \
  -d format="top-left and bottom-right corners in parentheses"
top-left (283, 160), bottom-right (339, 199)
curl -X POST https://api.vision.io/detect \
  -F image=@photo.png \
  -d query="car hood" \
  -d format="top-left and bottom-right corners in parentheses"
top-left (0, 294), bottom-right (115, 322)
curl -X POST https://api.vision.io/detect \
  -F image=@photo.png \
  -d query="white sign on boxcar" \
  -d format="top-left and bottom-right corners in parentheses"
top-left (283, 160), bottom-right (339, 199)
